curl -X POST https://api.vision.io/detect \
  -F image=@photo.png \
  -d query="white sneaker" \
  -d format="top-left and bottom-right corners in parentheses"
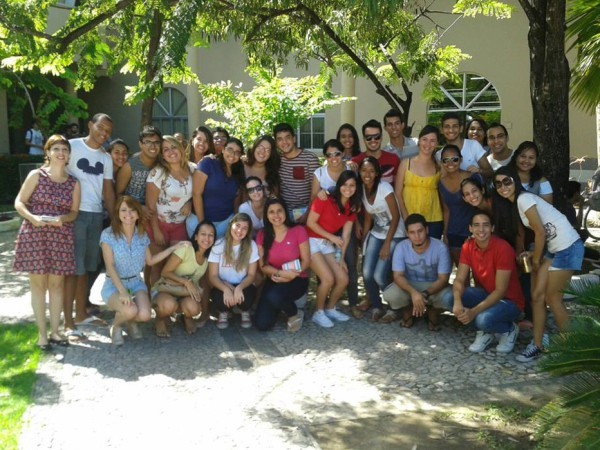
top-left (217, 312), bottom-right (229, 330)
top-left (468, 331), bottom-right (494, 353)
top-left (496, 323), bottom-right (518, 353)
top-left (325, 307), bottom-right (350, 322)
top-left (240, 311), bottom-right (252, 329)
top-left (312, 310), bottom-right (334, 328)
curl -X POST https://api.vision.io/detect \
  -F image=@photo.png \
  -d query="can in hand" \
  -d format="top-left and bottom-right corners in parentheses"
top-left (521, 254), bottom-right (532, 273)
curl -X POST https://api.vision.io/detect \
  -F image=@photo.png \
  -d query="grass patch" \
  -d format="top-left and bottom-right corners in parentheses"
top-left (0, 323), bottom-right (41, 450)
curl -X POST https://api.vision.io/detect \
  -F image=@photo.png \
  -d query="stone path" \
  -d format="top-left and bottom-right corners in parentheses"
top-left (0, 228), bottom-right (561, 449)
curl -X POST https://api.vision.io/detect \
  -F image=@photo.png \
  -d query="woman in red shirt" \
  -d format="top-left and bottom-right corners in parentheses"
top-left (306, 171), bottom-right (361, 328)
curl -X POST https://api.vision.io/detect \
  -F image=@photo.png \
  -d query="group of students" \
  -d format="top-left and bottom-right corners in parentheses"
top-left (13, 110), bottom-right (583, 364)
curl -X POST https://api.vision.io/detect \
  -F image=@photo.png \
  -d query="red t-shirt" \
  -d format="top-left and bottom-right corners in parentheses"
top-left (459, 235), bottom-right (525, 310)
top-left (352, 151), bottom-right (400, 186)
top-left (307, 197), bottom-right (356, 239)
top-left (256, 226), bottom-right (309, 278)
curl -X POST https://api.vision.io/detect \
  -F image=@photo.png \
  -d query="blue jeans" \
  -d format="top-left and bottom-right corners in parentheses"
top-left (338, 225), bottom-right (359, 306)
top-left (362, 233), bottom-right (402, 309)
top-left (443, 287), bottom-right (520, 334)
top-left (254, 277), bottom-right (308, 331)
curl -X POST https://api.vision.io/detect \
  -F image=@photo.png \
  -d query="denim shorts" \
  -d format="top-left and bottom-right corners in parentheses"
top-left (547, 239), bottom-right (584, 271)
top-left (101, 276), bottom-right (147, 304)
top-left (309, 237), bottom-right (335, 255)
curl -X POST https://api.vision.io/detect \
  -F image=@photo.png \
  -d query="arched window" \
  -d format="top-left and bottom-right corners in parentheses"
top-left (427, 73), bottom-right (501, 126)
top-left (152, 88), bottom-right (188, 136)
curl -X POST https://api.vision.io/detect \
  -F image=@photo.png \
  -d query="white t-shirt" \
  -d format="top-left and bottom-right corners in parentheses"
top-left (238, 201), bottom-right (264, 232)
top-left (517, 192), bottom-right (579, 253)
top-left (362, 181), bottom-right (405, 240)
top-left (313, 164), bottom-right (352, 195)
top-left (146, 163), bottom-right (195, 224)
top-left (26, 128), bottom-right (44, 155)
top-left (68, 138), bottom-right (113, 213)
top-left (208, 239), bottom-right (259, 285)
top-left (487, 151), bottom-right (514, 171)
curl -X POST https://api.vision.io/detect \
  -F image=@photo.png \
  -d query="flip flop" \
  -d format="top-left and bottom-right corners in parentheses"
top-left (37, 343), bottom-right (52, 352)
top-left (75, 315), bottom-right (107, 327)
top-left (65, 329), bottom-right (87, 341)
top-left (399, 317), bottom-right (414, 328)
top-left (49, 338), bottom-right (70, 347)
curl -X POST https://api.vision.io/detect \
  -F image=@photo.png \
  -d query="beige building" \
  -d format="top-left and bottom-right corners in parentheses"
top-left (1, 1), bottom-right (597, 180)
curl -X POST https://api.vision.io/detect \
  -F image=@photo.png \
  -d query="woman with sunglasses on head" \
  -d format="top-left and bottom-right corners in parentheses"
top-left (438, 145), bottom-right (483, 266)
top-left (336, 124), bottom-right (362, 161)
top-left (239, 176), bottom-right (266, 237)
top-left (394, 125), bottom-right (443, 239)
top-left (311, 139), bottom-right (360, 310)
top-left (255, 198), bottom-right (310, 332)
top-left (493, 166), bottom-right (583, 363)
top-left (508, 141), bottom-right (553, 204)
top-left (186, 126), bottom-right (215, 164)
top-left (188, 137), bottom-right (245, 239)
top-left (244, 135), bottom-right (281, 198)
top-left (307, 171), bottom-right (361, 328)
top-left (358, 157), bottom-right (406, 323)
top-left (208, 213), bottom-right (258, 330)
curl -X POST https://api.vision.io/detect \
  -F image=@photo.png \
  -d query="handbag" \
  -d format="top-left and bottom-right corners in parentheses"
top-left (154, 277), bottom-right (189, 297)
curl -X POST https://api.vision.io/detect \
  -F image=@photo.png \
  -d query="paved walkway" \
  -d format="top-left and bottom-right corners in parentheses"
top-left (1, 228), bottom-right (561, 449)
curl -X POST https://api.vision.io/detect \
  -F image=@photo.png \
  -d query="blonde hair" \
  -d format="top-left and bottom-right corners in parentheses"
top-left (157, 135), bottom-right (192, 179)
top-left (224, 213), bottom-right (254, 272)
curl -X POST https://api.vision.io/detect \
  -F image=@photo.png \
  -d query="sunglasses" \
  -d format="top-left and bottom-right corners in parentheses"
top-left (326, 151), bottom-right (343, 158)
top-left (442, 156), bottom-right (460, 164)
top-left (246, 185), bottom-right (264, 194)
top-left (364, 134), bottom-right (382, 142)
top-left (493, 177), bottom-right (514, 189)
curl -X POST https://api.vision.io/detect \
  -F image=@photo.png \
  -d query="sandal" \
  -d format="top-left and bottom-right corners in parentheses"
top-left (399, 317), bottom-right (415, 328)
top-left (49, 338), bottom-right (70, 347)
top-left (154, 319), bottom-right (171, 338)
top-left (64, 328), bottom-right (87, 341)
top-left (351, 307), bottom-right (365, 319)
top-left (370, 308), bottom-right (385, 322)
top-left (355, 300), bottom-right (371, 312)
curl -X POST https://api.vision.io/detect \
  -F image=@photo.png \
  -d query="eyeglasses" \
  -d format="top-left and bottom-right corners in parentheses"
top-left (364, 134), bottom-right (382, 142)
top-left (247, 185), bottom-right (264, 194)
top-left (326, 151), bottom-right (343, 158)
top-left (442, 156), bottom-right (460, 164)
top-left (493, 177), bottom-right (514, 189)
top-left (224, 147), bottom-right (242, 157)
top-left (142, 140), bottom-right (161, 147)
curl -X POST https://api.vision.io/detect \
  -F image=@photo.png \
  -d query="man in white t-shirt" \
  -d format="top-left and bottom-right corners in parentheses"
top-left (382, 108), bottom-right (419, 161)
top-left (486, 123), bottom-right (514, 171)
top-left (25, 119), bottom-right (44, 155)
top-left (64, 113), bottom-right (115, 336)
top-left (381, 214), bottom-right (452, 330)
top-left (440, 112), bottom-right (493, 179)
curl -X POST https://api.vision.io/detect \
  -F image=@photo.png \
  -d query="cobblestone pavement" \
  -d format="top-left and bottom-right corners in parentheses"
top-left (1, 228), bottom-right (561, 449)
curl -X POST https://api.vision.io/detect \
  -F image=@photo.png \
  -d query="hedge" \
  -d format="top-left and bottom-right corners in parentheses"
top-left (0, 155), bottom-right (45, 204)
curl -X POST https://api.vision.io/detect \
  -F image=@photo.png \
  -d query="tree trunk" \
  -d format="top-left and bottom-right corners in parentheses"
top-left (520, 0), bottom-right (570, 210)
top-left (140, 10), bottom-right (163, 127)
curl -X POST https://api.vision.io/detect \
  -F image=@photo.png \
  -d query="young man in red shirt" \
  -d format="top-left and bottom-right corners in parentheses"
top-left (443, 210), bottom-right (525, 354)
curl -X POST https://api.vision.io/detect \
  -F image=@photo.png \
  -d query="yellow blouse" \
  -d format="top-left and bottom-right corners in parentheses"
top-left (402, 166), bottom-right (442, 222)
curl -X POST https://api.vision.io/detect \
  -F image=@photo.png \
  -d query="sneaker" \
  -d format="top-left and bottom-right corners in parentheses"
top-left (378, 309), bottom-right (398, 324)
top-left (496, 323), bottom-right (518, 353)
top-left (217, 312), bottom-right (229, 330)
top-left (240, 311), bottom-right (252, 329)
top-left (110, 325), bottom-right (124, 346)
top-left (287, 310), bottom-right (304, 333)
top-left (312, 310), bottom-right (334, 328)
top-left (542, 333), bottom-right (550, 348)
top-left (515, 341), bottom-right (544, 363)
top-left (468, 331), bottom-right (494, 353)
top-left (324, 307), bottom-right (350, 322)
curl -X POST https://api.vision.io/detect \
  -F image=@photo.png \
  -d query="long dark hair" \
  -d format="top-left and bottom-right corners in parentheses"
top-left (358, 156), bottom-right (382, 198)
top-left (336, 123), bottom-right (361, 156)
top-left (509, 141), bottom-right (544, 185)
top-left (187, 126), bottom-right (215, 163)
top-left (331, 170), bottom-right (361, 215)
top-left (491, 165), bottom-right (526, 247)
top-left (217, 137), bottom-right (246, 185)
top-left (464, 118), bottom-right (488, 146)
top-left (192, 220), bottom-right (216, 257)
top-left (261, 197), bottom-right (294, 265)
top-left (246, 135), bottom-right (281, 192)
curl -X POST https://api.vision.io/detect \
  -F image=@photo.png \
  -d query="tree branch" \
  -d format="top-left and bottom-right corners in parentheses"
top-left (244, 6), bottom-right (304, 43)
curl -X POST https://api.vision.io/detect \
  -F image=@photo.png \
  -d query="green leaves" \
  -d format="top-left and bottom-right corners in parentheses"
top-left (198, 66), bottom-right (354, 146)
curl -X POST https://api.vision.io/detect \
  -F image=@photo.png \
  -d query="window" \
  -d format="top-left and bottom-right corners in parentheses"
top-left (56, 0), bottom-right (77, 7)
top-left (152, 88), bottom-right (188, 136)
top-left (427, 73), bottom-right (501, 126)
top-left (297, 113), bottom-right (325, 151)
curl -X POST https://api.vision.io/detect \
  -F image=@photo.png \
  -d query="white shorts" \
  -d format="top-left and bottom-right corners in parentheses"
top-left (309, 237), bottom-right (335, 255)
